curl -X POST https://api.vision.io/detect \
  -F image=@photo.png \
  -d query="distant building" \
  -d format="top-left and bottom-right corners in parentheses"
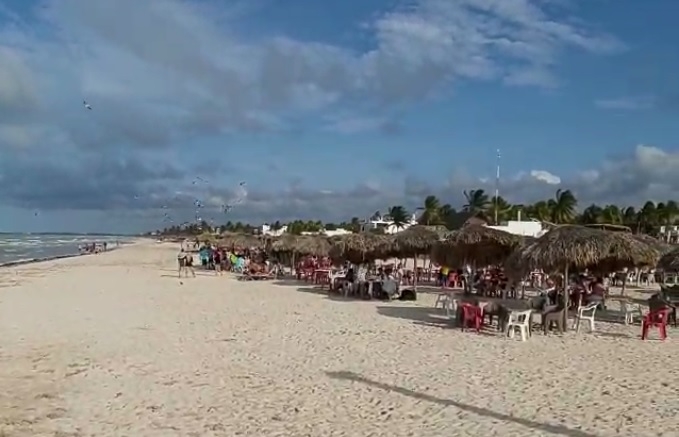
top-left (260, 223), bottom-right (352, 237)
top-left (360, 214), bottom-right (418, 234)
top-left (260, 224), bottom-right (287, 236)
top-left (487, 219), bottom-right (545, 238)
top-left (659, 225), bottom-right (679, 243)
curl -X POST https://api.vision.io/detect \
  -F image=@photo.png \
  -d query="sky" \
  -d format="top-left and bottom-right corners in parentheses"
top-left (1, 0), bottom-right (679, 234)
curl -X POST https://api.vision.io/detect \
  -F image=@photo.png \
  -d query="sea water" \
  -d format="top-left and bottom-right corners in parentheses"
top-left (0, 233), bottom-right (130, 265)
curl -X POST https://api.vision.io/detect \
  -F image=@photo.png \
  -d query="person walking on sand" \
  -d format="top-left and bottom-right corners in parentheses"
top-left (177, 248), bottom-right (196, 278)
top-left (213, 248), bottom-right (223, 276)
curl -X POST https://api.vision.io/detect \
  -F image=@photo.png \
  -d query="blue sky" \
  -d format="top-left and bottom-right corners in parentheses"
top-left (1, 0), bottom-right (679, 233)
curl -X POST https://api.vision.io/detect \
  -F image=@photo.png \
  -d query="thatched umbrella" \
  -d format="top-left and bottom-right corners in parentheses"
top-left (392, 225), bottom-right (448, 257)
top-left (630, 233), bottom-right (673, 255)
top-left (329, 233), bottom-right (395, 265)
top-left (392, 225), bottom-right (449, 290)
top-left (271, 234), bottom-right (330, 256)
top-left (198, 231), bottom-right (217, 244)
top-left (218, 232), bottom-right (263, 249)
top-left (431, 224), bottom-right (522, 268)
top-left (519, 225), bottom-right (659, 307)
top-left (270, 234), bottom-right (330, 275)
top-left (657, 246), bottom-right (679, 271)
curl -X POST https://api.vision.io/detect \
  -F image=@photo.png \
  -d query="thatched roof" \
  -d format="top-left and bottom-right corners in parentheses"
top-left (270, 234), bottom-right (330, 256)
top-left (392, 225), bottom-right (449, 257)
top-left (518, 225), bottom-right (659, 273)
top-left (657, 246), bottom-right (679, 271)
top-left (431, 224), bottom-right (521, 267)
top-left (328, 233), bottom-right (395, 264)
top-left (629, 233), bottom-right (673, 255)
top-left (198, 231), bottom-right (217, 243)
top-left (218, 232), bottom-right (263, 249)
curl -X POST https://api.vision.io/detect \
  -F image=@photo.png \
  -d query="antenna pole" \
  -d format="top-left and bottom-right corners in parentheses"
top-left (494, 149), bottom-right (500, 225)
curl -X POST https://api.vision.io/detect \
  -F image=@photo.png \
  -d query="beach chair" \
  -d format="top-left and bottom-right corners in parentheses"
top-left (460, 303), bottom-right (482, 333)
top-left (641, 308), bottom-right (670, 340)
top-left (573, 300), bottom-right (598, 333)
top-left (506, 309), bottom-right (532, 341)
top-left (621, 300), bottom-right (644, 325)
top-left (434, 291), bottom-right (457, 317)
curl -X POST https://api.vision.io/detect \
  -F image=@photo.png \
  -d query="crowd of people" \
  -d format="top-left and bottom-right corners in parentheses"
top-left (176, 241), bottom-right (279, 278)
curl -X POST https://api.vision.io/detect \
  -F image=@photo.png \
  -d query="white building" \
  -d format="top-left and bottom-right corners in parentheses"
top-left (260, 224), bottom-right (287, 236)
top-left (360, 214), bottom-right (418, 234)
top-left (659, 225), bottom-right (679, 243)
top-left (259, 224), bottom-right (352, 237)
top-left (487, 219), bottom-right (545, 238)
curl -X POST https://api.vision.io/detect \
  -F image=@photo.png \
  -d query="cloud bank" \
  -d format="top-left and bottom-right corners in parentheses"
top-left (1, 0), bottom-right (675, 231)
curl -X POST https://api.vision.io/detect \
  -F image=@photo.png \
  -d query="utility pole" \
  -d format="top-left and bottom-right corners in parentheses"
top-left (494, 149), bottom-right (501, 225)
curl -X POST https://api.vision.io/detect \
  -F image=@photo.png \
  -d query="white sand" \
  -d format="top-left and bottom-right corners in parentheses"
top-left (1, 241), bottom-right (678, 437)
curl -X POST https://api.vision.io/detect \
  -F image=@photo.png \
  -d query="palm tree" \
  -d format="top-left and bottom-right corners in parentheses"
top-left (419, 195), bottom-right (441, 225)
top-left (548, 189), bottom-right (577, 223)
top-left (526, 200), bottom-right (551, 222)
top-left (156, 189), bottom-right (679, 240)
top-left (388, 206), bottom-right (409, 230)
top-left (488, 195), bottom-right (512, 224)
top-left (463, 189), bottom-right (490, 217)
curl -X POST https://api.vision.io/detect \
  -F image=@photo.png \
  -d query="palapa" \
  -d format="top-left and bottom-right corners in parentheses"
top-left (270, 234), bottom-right (330, 257)
top-left (519, 225), bottom-right (659, 273)
top-left (431, 224), bottom-right (521, 267)
top-left (629, 233), bottom-right (673, 256)
top-left (657, 246), bottom-right (679, 271)
top-left (392, 225), bottom-right (448, 257)
top-left (329, 233), bottom-right (395, 264)
top-left (218, 232), bottom-right (263, 249)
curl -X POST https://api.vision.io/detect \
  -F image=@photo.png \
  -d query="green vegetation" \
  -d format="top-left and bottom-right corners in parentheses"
top-left (152, 189), bottom-right (679, 236)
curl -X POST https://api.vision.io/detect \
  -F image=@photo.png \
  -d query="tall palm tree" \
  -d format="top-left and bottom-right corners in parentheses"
top-left (601, 204), bottom-right (622, 225)
top-left (489, 195), bottom-right (512, 224)
top-left (548, 189), bottom-right (577, 223)
top-left (388, 206), bottom-right (409, 229)
top-left (419, 195), bottom-right (441, 225)
top-left (580, 204), bottom-right (603, 224)
top-left (526, 200), bottom-right (551, 222)
top-left (463, 189), bottom-right (490, 217)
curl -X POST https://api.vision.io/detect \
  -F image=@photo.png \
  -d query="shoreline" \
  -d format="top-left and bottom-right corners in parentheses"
top-left (0, 245), bottom-right (128, 269)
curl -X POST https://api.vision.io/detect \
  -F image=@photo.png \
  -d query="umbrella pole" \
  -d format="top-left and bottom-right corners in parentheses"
top-left (621, 274), bottom-right (627, 296)
top-left (291, 252), bottom-right (296, 279)
top-left (563, 265), bottom-right (569, 330)
top-left (413, 256), bottom-right (418, 291)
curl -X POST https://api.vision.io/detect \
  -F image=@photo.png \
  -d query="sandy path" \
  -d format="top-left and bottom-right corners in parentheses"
top-left (0, 242), bottom-right (677, 436)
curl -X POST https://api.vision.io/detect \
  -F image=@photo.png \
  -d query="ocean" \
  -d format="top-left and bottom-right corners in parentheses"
top-left (0, 233), bottom-right (131, 266)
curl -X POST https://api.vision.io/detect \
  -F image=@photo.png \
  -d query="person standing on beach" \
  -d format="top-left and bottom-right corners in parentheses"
top-left (177, 248), bottom-right (196, 278)
top-left (177, 248), bottom-right (187, 277)
top-left (213, 248), bottom-right (223, 276)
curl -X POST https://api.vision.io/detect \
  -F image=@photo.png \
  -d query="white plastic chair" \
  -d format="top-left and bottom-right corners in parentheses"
top-left (434, 291), bottom-right (457, 317)
top-left (622, 301), bottom-right (643, 325)
top-left (506, 309), bottom-right (532, 341)
top-left (573, 301), bottom-right (598, 333)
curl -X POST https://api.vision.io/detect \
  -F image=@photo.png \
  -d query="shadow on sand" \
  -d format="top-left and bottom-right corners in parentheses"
top-left (375, 305), bottom-right (453, 327)
top-left (325, 371), bottom-right (598, 437)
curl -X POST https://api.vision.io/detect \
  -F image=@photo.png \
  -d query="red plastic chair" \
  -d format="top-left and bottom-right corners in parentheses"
top-left (461, 304), bottom-right (483, 332)
top-left (641, 308), bottom-right (670, 340)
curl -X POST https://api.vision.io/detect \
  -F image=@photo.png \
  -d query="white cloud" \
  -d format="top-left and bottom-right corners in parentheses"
top-left (0, 0), bottom-right (622, 150)
top-left (530, 170), bottom-right (561, 184)
top-left (0, 0), bottom-right (641, 229)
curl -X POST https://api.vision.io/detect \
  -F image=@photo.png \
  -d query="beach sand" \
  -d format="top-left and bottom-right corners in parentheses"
top-left (1, 242), bottom-right (677, 436)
